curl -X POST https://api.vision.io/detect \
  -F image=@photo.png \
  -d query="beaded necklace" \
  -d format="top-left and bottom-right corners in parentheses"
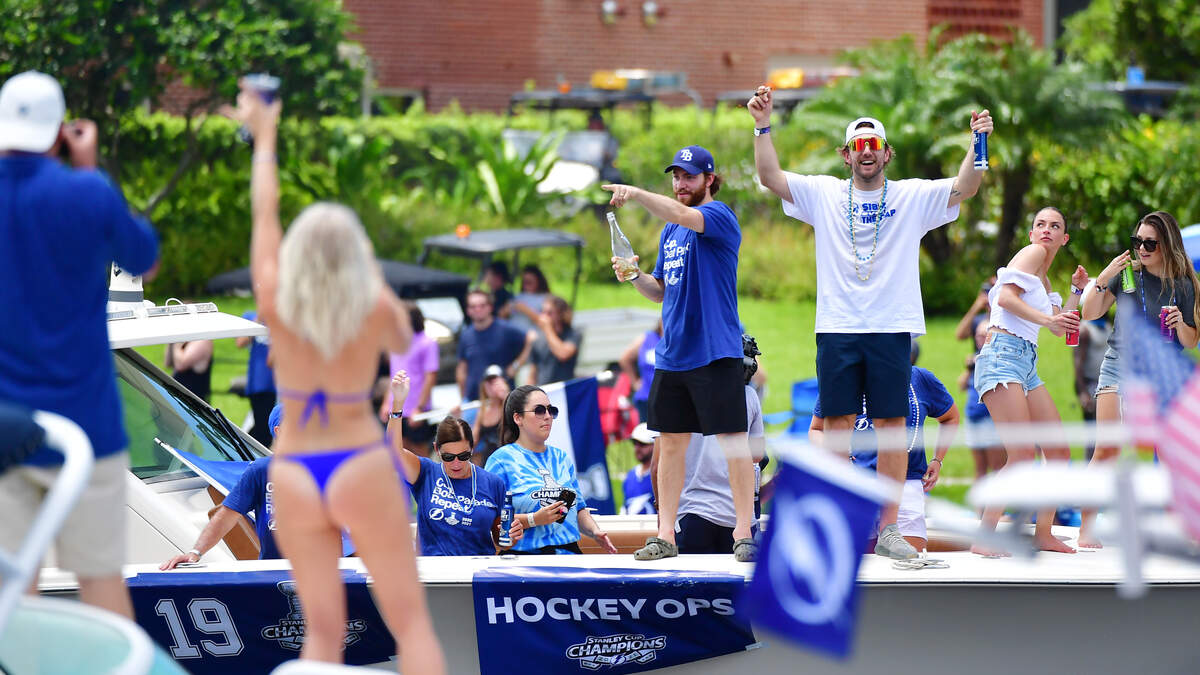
top-left (439, 462), bottom-right (477, 518)
top-left (846, 178), bottom-right (889, 282)
top-left (858, 384), bottom-right (919, 453)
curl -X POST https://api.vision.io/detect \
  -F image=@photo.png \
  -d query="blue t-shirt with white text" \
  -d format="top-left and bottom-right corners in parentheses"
top-left (651, 200), bottom-right (742, 371)
top-left (220, 458), bottom-right (281, 560)
top-left (622, 466), bottom-right (655, 515)
top-left (813, 366), bottom-right (955, 480)
top-left (485, 442), bottom-right (589, 553)
top-left (410, 457), bottom-right (506, 556)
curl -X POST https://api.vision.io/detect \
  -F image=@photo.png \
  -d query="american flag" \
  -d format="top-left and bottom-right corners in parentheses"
top-left (1120, 296), bottom-right (1200, 540)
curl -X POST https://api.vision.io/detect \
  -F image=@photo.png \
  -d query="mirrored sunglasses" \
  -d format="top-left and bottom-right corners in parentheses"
top-left (847, 136), bottom-right (884, 152)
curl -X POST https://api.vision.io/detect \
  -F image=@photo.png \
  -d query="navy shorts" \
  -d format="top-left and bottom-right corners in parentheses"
top-left (815, 332), bottom-right (911, 419)
top-left (648, 357), bottom-right (747, 435)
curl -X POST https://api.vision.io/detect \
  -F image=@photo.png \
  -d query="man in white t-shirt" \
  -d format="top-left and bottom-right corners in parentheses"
top-left (746, 87), bottom-right (992, 559)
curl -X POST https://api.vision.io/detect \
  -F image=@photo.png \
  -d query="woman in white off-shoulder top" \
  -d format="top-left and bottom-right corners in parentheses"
top-left (972, 206), bottom-right (1087, 557)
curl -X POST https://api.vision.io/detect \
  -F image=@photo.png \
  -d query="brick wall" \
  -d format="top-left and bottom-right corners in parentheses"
top-left (343, 0), bottom-right (1044, 112)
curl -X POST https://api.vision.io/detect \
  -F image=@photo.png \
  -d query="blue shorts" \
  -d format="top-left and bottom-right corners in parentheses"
top-left (1095, 347), bottom-right (1120, 395)
top-left (815, 332), bottom-right (911, 418)
top-left (974, 332), bottom-right (1044, 400)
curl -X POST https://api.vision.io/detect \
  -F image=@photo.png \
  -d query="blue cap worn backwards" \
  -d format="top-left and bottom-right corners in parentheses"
top-left (268, 403), bottom-right (283, 438)
top-left (664, 145), bottom-right (715, 175)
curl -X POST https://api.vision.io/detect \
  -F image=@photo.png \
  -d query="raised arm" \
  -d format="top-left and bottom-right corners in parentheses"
top-left (385, 372), bottom-right (422, 484)
top-left (746, 87), bottom-right (791, 202)
top-left (223, 83), bottom-right (283, 317)
top-left (947, 109), bottom-right (993, 209)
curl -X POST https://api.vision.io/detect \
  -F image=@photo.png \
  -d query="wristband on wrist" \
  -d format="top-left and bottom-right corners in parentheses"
top-left (252, 153), bottom-right (277, 164)
top-left (526, 513), bottom-right (536, 528)
top-left (931, 458), bottom-right (943, 465)
top-left (754, 125), bottom-right (771, 137)
top-left (188, 548), bottom-right (202, 558)
top-left (389, 411), bottom-right (404, 420)
top-left (1071, 285), bottom-right (1085, 295)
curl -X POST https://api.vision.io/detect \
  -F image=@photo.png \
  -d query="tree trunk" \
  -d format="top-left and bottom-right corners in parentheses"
top-left (993, 164), bottom-right (1032, 269)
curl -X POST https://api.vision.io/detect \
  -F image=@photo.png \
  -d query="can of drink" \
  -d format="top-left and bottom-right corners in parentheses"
top-left (1121, 261), bottom-right (1137, 294)
top-left (973, 131), bottom-right (989, 171)
top-left (1160, 307), bottom-right (1176, 342)
top-left (1065, 310), bottom-right (1080, 347)
top-left (237, 73), bottom-right (282, 144)
top-left (498, 491), bottom-right (514, 548)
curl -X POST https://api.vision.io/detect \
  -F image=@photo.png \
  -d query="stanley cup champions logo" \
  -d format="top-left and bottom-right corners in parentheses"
top-left (261, 581), bottom-right (367, 651)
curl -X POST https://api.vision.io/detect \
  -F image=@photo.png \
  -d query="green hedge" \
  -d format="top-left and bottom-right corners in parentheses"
top-left (118, 107), bottom-right (1200, 311)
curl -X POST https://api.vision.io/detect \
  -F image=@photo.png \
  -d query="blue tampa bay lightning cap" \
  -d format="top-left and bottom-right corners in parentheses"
top-left (664, 145), bottom-right (715, 175)
top-left (268, 403), bottom-right (283, 438)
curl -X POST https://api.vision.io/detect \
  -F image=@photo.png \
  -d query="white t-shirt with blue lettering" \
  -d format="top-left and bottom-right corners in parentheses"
top-left (485, 442), bottom-right (590, 553)
top-left (781, 174), bottom-right (959, 335)
top-left (651, 200), bottom-right (742, 371)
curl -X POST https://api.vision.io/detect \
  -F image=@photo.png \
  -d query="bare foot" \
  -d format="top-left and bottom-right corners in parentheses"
top-left (1035, 535), bottom-right (1077, 554)
top-left (1077, 531), bottom-right (1103, 549)
top-left (971, 544), bottom-right (1012, 557)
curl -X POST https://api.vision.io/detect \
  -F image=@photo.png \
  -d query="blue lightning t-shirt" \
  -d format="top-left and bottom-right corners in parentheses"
top-left (813, 366), bottom-right (954, 480)
top-left (220, 458), bottom-right (281, 560)
top-left (409, 457), bottom-right (506, 556)
top-left (651, 200), bottom-right (742, 371)
top-left (485, 442), bottom-right (589, 553)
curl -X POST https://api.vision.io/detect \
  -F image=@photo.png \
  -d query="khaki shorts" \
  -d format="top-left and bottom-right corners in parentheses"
top-left (0, 452), bottom-right (127, 578)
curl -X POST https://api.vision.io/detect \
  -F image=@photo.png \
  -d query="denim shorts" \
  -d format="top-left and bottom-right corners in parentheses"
top-left (974, 332), bottom-right (1043, 400)
top-left (1095, 347), bottom-right (1120, 395)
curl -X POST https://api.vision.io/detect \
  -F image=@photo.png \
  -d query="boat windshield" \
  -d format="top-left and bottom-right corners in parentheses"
top-left (114, 348), bottom-right (266, 483)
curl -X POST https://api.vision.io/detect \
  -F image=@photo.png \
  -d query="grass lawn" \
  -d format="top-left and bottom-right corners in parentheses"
top-left (152, 281), bottom-right (1089, 508)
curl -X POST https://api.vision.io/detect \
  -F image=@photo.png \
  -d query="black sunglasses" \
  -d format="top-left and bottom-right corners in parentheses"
top-left (440, 450), bottom-right (473, 462)
top-left (521, 404), bottom-right (560, 419)
top-left (1131, 235), bottom-right (1159, 252)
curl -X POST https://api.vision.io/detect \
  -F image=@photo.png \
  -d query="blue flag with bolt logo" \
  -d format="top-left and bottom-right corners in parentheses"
top-left (472, 567), bottom-right (758, 673)
top-left (740, 450), bottom-right (890, 658)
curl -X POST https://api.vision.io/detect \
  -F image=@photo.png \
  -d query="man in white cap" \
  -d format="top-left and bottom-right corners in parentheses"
top-left (746, 88), bottom-right (991, 560)
top-left (621, 423), bottom-right (657, 515)
top-left (0, 71), bottom-right (158, 617)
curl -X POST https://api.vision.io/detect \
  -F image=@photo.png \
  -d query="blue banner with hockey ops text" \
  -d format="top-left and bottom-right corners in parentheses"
top-left (472, 567), bottom-right (757, 673)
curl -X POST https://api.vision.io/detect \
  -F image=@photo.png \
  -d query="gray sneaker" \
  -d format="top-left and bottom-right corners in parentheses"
top-left (874, 524), bottom-right (918, 560)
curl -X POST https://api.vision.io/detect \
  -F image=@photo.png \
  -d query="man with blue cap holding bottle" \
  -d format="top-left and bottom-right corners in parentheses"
top-left (602, 146), bottom-right (756, 562)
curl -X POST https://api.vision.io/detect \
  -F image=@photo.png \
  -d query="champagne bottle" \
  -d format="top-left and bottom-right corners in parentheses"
top-left (607, 211), bottom-right (639, 281)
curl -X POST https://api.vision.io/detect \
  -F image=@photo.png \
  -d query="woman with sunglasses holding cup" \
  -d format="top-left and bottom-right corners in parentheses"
top-left (1077, 210), bottom-right (1200, 548)
top-left (387, 372), bottom-right (556, 555)
top-left (485, 385), bottom-right (618, 555)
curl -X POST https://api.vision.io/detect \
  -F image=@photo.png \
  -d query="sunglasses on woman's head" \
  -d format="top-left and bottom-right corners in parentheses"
top-left (522, 404), bottom-right (560, 419)
top-left (847, 136), bottom-right (884, 153)
top-left (1131, 235), bottom-right (1159, 252)
top-left (440, 450), bottom-right (472, 462)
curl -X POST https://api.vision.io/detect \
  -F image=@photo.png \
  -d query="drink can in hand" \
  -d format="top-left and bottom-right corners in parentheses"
top-left (498, 491), bottom-right (514, 548)
top-left (1121, 260), bottom-right (1137, 294)
top-left (1065, 310), bottom-right (1080, 347)
top-left (973, 131), bottom-right (988, 171)
top-left (237, 73), bottom-right (281, 144)
top-left (1160, 306), bottom-right (1176, 342)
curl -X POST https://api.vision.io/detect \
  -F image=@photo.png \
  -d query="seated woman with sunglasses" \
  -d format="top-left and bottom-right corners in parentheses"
top-left (386, 373), bottom-right (554, 556)
top-left (485, 385), bottom-right (618, 555)
top-left (1077, 210), bottom-right (1200, 548)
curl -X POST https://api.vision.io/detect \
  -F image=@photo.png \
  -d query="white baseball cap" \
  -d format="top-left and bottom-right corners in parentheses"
top-left (630, 423), bottom-right (656, 445)
top-left (0, 71), bottom-right (66, 153)
top-left (844, 117), bottom-right (887, 145)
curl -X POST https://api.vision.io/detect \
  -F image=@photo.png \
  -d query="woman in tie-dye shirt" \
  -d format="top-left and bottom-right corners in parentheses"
top-left (485, 386), bottom-right (618, 555)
